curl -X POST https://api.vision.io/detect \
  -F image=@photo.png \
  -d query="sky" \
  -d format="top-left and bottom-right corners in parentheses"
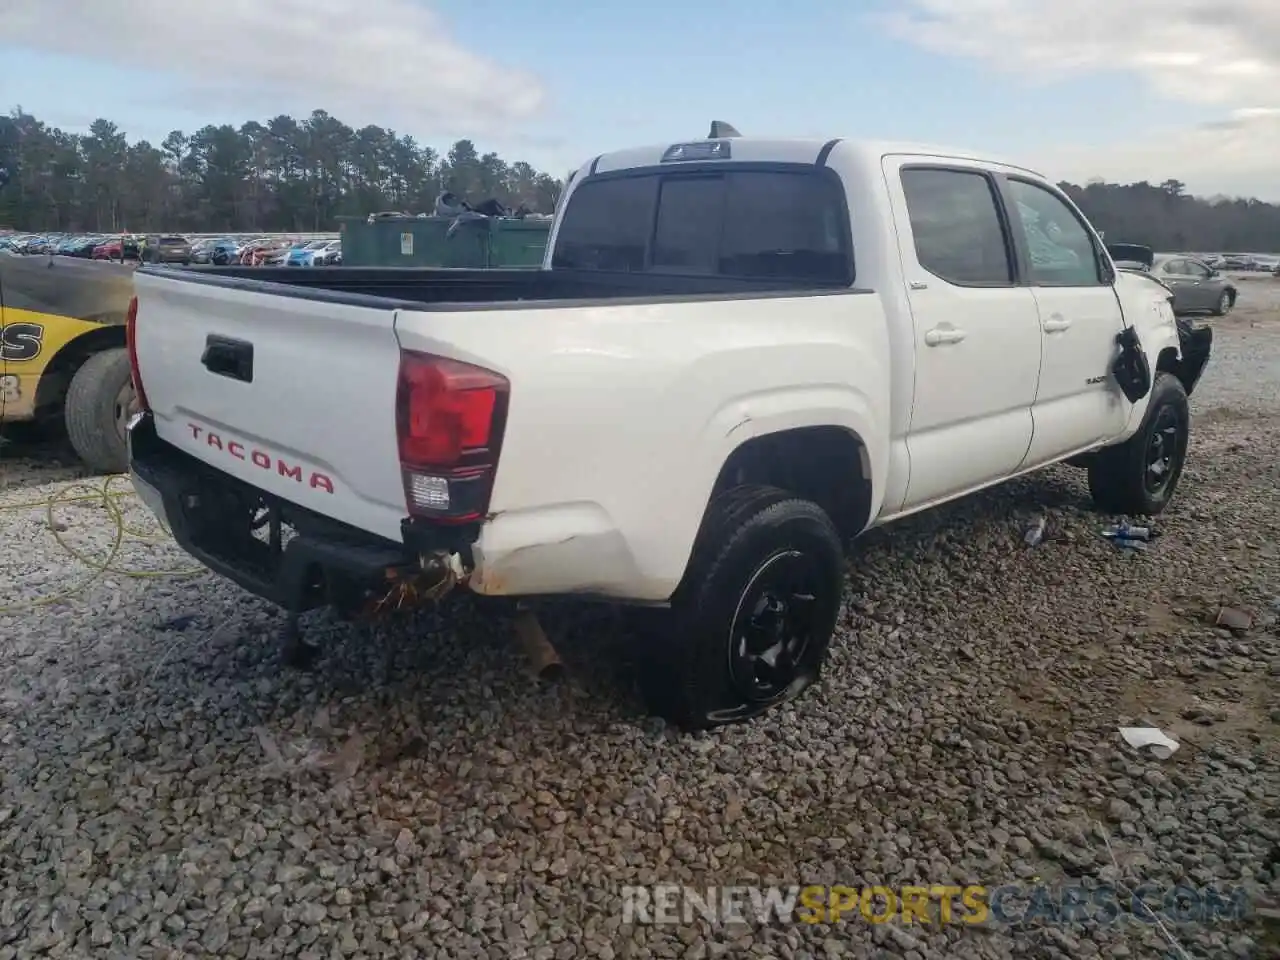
top-left (3, 0), bottom-right (1280, 199)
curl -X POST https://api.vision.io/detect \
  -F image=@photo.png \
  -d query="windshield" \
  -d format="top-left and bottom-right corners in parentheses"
top-left (551, 166), bottom-right (852, 284)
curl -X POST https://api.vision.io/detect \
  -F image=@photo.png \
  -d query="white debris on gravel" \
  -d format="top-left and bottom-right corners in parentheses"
top-left (1, 315), bottom-right (1278, 959)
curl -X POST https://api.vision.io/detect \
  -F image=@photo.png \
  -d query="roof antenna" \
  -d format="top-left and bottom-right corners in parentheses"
top-left (708, 121), bottom-right (741, 139)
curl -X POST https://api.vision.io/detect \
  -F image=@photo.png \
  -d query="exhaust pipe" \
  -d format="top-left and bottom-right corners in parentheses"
top-left (512, 607), bottom-right (564, 681)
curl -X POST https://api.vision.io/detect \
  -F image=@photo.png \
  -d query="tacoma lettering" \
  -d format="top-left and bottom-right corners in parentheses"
top-left (187, 422), bottom-right (334, 493)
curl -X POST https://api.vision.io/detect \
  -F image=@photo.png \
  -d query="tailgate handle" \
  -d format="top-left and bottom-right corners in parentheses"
top-left (201, 335), bottom-right (254, 383)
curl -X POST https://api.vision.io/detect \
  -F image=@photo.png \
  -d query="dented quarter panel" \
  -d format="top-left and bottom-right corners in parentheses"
top-left (467, 504), bottom-right (642, 597)
top-left (395, 290), bottom-right (892, 602)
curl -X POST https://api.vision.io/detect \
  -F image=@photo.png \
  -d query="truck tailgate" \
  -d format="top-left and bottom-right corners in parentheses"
top-left (131, 270), bottom-right (407, 542)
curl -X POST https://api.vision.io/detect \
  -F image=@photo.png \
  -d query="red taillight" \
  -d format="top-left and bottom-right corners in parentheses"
top-left (125, 295), bottom-right (150, 414)
top-left (395, 351), bottom-right (508, 523)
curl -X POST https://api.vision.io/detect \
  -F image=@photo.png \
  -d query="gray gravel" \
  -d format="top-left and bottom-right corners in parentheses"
top-left (2, 290), bottom-right (1279, 959)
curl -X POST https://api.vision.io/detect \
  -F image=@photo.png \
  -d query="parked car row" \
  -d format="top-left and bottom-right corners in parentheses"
top-left (0, 232), bottom-right (174, 262)
top-left (1193, 253), bottom-right (1280, 273)
top-left (0, 233), bottom-right (132, 257)
top-left (0, 232), bottom-right (342, 268)
top-left (191, 236), bottom-right (342, 267)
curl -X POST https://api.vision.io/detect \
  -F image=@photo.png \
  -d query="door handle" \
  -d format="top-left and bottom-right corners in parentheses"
top-left (924, 325), bottom-right (967, 346)
top-left (1042, 316), bottom-right (1072, 333)
top-left (201, 335), bottom-right (254, 383)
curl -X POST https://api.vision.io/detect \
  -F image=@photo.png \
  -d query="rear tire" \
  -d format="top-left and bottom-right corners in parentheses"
top-left (1087, 372), bottom-right (1189, 516)
top-left (64, 348), bottom-right (135, 475)
top-left (639, 485), bottom-right (845, 730)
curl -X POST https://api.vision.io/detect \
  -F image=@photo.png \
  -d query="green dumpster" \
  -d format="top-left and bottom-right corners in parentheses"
top-left (489, 218), bottom-right (554, 268)
top-left (337, 215), bottom-right (552, 268)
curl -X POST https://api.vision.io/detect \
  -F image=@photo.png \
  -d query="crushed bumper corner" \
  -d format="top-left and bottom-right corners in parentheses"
top-left (1177, 320), bottom-right (1213, 396)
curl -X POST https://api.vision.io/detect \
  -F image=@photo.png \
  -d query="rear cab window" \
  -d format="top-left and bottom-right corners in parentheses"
top-left (551, 167), bottom-right (853, 285)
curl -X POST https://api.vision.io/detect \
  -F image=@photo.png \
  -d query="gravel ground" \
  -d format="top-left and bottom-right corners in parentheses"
top-left (1, 287), bottom-right (1278, 959)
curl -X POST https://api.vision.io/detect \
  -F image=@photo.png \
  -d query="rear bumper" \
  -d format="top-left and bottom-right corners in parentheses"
top-left (128, 413), bottom-right (414, 611)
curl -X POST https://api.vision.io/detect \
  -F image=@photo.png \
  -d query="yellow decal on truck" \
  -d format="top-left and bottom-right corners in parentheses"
top-left (0, 308), bottom-right (105, 420)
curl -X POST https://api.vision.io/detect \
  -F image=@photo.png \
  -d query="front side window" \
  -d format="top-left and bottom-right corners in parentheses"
top-left (551, 168), bottom-right (851, 284)
top-left (900, 167), bottom-right (1013, 286)
top-left (1006, 179), bottom-right (1102, 286)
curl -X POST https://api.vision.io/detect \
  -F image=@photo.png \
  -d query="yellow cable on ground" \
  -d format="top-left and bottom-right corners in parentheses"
top-left (0, 473), bottom-right (204, 614)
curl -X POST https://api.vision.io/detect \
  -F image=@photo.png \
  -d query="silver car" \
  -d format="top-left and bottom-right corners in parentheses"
top-left (1149, 254), bottom-right (1236, 317)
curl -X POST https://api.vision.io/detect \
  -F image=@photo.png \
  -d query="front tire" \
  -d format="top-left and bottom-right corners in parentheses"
top-left (1213, 290), bottom-right (1233, 316)
top-left (639, 485), bottom-right (845, 730)
top-left (1087, 372), bottom-right (1189, 515)
top-left (64, 348), bottom-right (135, 474)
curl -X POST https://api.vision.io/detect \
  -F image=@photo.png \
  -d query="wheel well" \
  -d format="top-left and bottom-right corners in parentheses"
top-left (32, 325), bottom-right (126, 421)
top-left (709, 426), bottom-right (871, 542)
top-left (1226, 287), bottom-right (1237, 306)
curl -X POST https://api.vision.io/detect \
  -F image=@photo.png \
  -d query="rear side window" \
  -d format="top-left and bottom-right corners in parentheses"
top-left (552, 168), bottom-right (851, 284)
top-left (900, 168), bottom-right (1013, 286)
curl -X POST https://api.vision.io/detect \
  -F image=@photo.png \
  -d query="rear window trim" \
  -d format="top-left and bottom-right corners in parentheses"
top-left (553, 161), bottom-right (855, 286)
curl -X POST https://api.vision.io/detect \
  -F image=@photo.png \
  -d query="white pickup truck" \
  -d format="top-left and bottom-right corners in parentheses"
top-left (126, 128), bottom-right (1213, 729)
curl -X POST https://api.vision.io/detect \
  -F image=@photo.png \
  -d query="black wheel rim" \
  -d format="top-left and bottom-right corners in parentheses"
top-left (724, 550), bottom-right (822, 705)
top-left (1144, 405), bottom-right (1181, 496)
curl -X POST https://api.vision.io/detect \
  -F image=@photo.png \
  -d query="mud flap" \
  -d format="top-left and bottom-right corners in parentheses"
top-left (1113, 326), bottom-right (1152, 404)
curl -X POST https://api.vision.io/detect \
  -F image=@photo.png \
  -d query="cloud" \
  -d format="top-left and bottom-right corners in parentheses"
top-left (883, 0), bottom-right (1280, 197)
top-left (3, 0), bottom-right (547, 135)
top-left (883, 0), bottom-right (1280, 104)
top-left (1038, 109), bottom-right (1280, 200)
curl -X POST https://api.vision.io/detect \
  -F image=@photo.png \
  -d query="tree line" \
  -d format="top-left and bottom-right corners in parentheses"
top-left (1060, 179), bottom-right (1280, 254)
top-left (3, 106), bottom-right (1280, 251)
top-left (0, 107), bottom-right (564, 234)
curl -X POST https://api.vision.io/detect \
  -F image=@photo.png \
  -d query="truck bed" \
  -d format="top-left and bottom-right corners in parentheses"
top-left (166, 264), bottom-right (855, 309)
top-left (130, 261), bottom-right (885, 599)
